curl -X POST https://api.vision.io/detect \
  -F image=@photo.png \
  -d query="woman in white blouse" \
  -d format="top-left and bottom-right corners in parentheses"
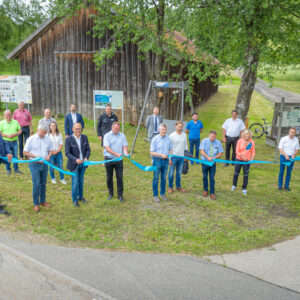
top-left (48, 122), bottom-right (67, 184)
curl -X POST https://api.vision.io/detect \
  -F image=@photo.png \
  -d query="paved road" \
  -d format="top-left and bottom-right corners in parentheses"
top-left (0, 232), bottom-right (299, 300)
top-left (209, 236), bottom-right (300, 293)
top-left (234, 69), bottom-right (300, 103)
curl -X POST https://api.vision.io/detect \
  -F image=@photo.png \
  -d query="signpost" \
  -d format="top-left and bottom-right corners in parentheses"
top-left (93, 90), bottom-right (124, 133)
top-left (0, 76), bottom-right (32, 109)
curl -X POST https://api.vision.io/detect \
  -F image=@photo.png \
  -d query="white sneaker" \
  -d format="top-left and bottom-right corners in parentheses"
top-left (231, 186), bottom-right (236, 191)
top-left (242, 189), bottom-right (247, 195)
top-left (60, 179), bottom-right (67, 185)
top-left (51, 178), bottom-right (57, 184)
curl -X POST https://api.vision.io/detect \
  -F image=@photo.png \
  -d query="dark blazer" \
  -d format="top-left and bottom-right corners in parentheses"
top-left (65, 134), bottom-right (91, 172)
top-left (0, 135), bottom-right (10, 165)
top-left (64, 113), bottom-right (85, 136)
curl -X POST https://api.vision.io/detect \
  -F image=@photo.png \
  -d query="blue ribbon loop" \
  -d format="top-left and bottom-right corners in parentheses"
top-left (169, 155), bottom-right (214, 166)
top-left (0, 156), bottom-right (76, 176)
top-left (83, 155), bottom-right (157, 172)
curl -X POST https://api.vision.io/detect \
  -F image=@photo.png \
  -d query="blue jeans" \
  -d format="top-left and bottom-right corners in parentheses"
top-left (152, 158), bottom-right (169, 197)
top-left (278, 155), bottom-right (295, 188)
top-left (5, 140), bottom-right (19, 171)
top-left (202, 163), bottom-right (216, 194)
top-left (189, 139), bottom-right (200, 159)
top-left (29, 162), bottom-right (48, 205)
top-left (49, 152), bottom-right (64, 180)
top-left (168, 157), bottom-right (184, 189)
top-left (71, 164), bottom-right (86, 203)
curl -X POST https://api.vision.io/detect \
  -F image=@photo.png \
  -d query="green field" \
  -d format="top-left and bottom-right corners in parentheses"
top-left (0, 84), bottom-right (299, 256)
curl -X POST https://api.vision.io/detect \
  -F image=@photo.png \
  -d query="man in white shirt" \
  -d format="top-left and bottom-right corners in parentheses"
top-left (278, 127), bottom-right (299, 191)
top-left (168, 121), bottom-right (188, 194)
top-left (222, 110), bottom-right (245, 166)
top-left (24, 124), bottom-right (54, 212)
top-left (38, 109), bottom-right (57, 133)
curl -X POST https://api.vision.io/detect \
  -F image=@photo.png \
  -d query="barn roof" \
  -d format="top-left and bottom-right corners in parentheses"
top-left (7, 15), bottom-right (60, 59)
top-left (7, 13), bottom-right (218, 64)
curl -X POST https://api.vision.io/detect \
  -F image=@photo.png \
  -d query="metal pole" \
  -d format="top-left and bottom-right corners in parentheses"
top-left (27, 104), bottom-right (30, 112)
top-left (180, 81), bottom-right (184, 121)
top-left (130, 80), bottom-right (152, 156)
top-left (122, 96), bottom-right (124, 133)
top-left (5, 103), bottom-right (8, 110)
top-left (275, 97), bottom-right (285, 161)
top-left (93, 91), bottom-right (96, 132)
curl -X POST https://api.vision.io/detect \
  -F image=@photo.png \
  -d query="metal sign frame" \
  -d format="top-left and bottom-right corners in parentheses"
top-left (93, 90), bottom-right (124, 134)
top-left (130, 80), bottom-right (187, 155)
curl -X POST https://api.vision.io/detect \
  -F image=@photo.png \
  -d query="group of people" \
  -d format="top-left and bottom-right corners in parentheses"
top-left (0, 103), bottom-right (298, 214)
top-left (146, 107), bottom-right (299, 202)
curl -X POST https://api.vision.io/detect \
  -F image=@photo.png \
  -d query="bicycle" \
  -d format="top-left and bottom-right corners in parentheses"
top-left (249, 118), bottom-right (272, 138)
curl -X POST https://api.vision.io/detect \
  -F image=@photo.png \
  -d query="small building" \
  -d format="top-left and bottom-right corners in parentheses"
top-left (7, 8), bottom-right (218, 122)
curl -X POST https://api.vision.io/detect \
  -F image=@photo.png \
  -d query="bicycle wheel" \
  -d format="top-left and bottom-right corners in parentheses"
top-left (249, 123), bottom-right (264, 138)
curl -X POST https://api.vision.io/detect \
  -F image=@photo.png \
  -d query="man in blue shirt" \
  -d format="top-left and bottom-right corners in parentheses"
top-left (186, 112), bottom-right (204, 164)
top-left (150, 123), bottom-right (173, 202)
top-left (200, 130), bottom-right (223, 200)
top-left (103, 121), bottom-right (129, 202)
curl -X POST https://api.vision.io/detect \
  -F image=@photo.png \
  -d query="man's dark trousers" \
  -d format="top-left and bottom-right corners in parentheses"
top-left (18, 126), bottom-right (30, 158)
top-left (105, 157), bottom-right (123, 196)
top-left (225, 136), bottom-right (239, 162)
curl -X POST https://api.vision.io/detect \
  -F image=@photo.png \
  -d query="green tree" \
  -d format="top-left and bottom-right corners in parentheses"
top-left (54, 0), bottom-right (217, 89)
top-left (183, 0), bottom-right (300, 120)
top-left (0, 0), bottom-right (50, 68)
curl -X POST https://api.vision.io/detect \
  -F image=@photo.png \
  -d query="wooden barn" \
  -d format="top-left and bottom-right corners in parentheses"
top-left (7, 9), bottom-right (218, 122)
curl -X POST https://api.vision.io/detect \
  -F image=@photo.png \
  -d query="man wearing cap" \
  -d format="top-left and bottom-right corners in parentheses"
top-left (24, 124), bottom-right (54, 212)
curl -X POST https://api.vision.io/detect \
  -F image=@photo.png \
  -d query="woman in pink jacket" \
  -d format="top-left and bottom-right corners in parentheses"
top-left (231, 129), bottom-right (255, 195)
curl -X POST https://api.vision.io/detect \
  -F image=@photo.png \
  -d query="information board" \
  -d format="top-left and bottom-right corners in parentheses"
top-left (280, 106), bottom-right (300, 127)
top-left (94, 90), bottom-right (123, 109)
top-left (0, 75), bottom-right (32, 104)
top-left (93, 90), bottom-right (124, 133)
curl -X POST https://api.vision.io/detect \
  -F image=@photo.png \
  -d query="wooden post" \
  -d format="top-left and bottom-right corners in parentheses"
top-left (245, 116), bottom-right (249, 129)
top-left (275, 97), bottom-right (285, 161)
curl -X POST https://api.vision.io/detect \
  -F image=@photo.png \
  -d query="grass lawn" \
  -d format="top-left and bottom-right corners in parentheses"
top-left (0, 84), bottom-right (299, 257)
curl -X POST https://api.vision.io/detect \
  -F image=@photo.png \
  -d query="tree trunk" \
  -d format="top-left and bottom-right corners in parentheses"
top-left (235, 46), bottom-right (260, 122)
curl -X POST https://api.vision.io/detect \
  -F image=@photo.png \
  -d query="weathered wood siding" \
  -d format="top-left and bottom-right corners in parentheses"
top-left (19, 9), bottom-right (218, 122)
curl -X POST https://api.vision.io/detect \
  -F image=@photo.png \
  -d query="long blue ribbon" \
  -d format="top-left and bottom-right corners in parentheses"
top-left (168, 155), bottom-right (298, 166)
top-left (0, 156), bottom-right (76, 176)
top-left (83, 155), bottom-right (157, 171)
top-left (83, 156), bottom-right (123, 166)
top-left (169, 155), bottom-right (214, 166)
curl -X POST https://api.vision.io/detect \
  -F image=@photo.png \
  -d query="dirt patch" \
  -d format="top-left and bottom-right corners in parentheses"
top-left (266, 204), bottom-right (299, 218)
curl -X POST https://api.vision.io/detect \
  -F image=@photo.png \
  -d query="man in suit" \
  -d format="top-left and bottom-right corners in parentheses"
top-left (146, 106), bottom-right (163, 141)
top-left (65, 104), bottom-right (85, 138)
top-left (65, 123), bottom-right (91, 207)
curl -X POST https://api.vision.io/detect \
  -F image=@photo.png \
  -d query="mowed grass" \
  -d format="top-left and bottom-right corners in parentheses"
top-left (0, 85), bottom-right (299, 256)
